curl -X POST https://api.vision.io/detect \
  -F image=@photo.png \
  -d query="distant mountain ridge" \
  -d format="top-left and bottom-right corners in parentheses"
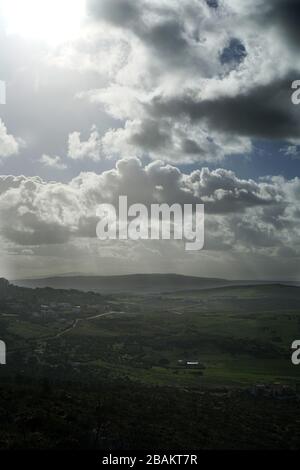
top-left (11, 273), bottom-right (288, 294)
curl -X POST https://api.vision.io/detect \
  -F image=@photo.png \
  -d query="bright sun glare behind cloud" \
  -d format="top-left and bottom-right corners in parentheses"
top-left (1, 0), bottom-right (86, 45)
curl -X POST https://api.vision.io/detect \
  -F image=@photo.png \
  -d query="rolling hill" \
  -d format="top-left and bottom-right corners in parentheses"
top-left (11, 273), bottom-right (283, 294)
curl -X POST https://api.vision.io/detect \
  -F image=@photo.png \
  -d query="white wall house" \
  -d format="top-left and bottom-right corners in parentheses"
top-left (0, 340), bottom-right (6, 365)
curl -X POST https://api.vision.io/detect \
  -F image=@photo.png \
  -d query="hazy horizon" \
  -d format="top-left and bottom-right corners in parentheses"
top-left (9, 271), bottom-right (300, 284)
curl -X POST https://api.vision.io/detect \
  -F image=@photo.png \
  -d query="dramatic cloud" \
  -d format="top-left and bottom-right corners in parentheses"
top-left (0, 157), bottom-right (295, 250)
top-left (147, 75), bottom-right (300, 141)
top-left (58, 0), bottom-right (297, 163)
top-left (1, 1), bottom-right (300, 279)
top-left (2, 0), bottom-right (300, 166)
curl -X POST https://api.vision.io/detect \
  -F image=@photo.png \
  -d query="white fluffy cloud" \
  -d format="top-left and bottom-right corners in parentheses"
top-left (40, 154), bottom-right (67, 170)
top-left (0, 156), bottom-right (297, 252)
top-left (0, 119), bottom-right (21, 160)
top-left (68, 126), bottom-right (103, 161)
top-left (1, 156), bottom-right (300, 279)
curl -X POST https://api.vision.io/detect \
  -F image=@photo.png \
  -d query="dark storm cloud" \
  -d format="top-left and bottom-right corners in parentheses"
top-left (88, 0), bottom-right (192, 61)
top-left (141, 19), bottom-right (189, 58)
top-left (148, 75), bottom-right (300, 140)
top-left (181, 139), bottom-right (205, 155)
top-left (129, 120), bottom-right (171, 151)
top-left (206, 0), bottom-right (218, 9)
top-left (264, 0), bottom-right (300, 48)
top-left (88, 0), bottom-right (140, 27)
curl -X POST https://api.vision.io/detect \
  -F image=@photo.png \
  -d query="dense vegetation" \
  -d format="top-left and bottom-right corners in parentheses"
top-left (1, 377), bottom-right (300, 450)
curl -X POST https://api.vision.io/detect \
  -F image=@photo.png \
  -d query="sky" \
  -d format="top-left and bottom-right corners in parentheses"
top-left (1, 0), bottom-right (300, 280)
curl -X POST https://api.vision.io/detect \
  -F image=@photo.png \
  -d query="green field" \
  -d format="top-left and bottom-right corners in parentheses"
top-left (1, 283), bottom-right (300, 388)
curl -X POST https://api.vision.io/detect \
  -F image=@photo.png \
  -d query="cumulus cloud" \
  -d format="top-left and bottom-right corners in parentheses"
top-left (65, 0), bottom-right (234, 162)
top-left (54, 0), bottom-right (294, 163)
top-left (68, 126), bottom-right (103, 161)
top-left (0, 157), bottom-right (296, 255)
top-left (0, 120), bottom-right (21, 160)
top-left (101, 117), bottom-right (252, 163)
top-left (40, 154), bottom-right (67, 170)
